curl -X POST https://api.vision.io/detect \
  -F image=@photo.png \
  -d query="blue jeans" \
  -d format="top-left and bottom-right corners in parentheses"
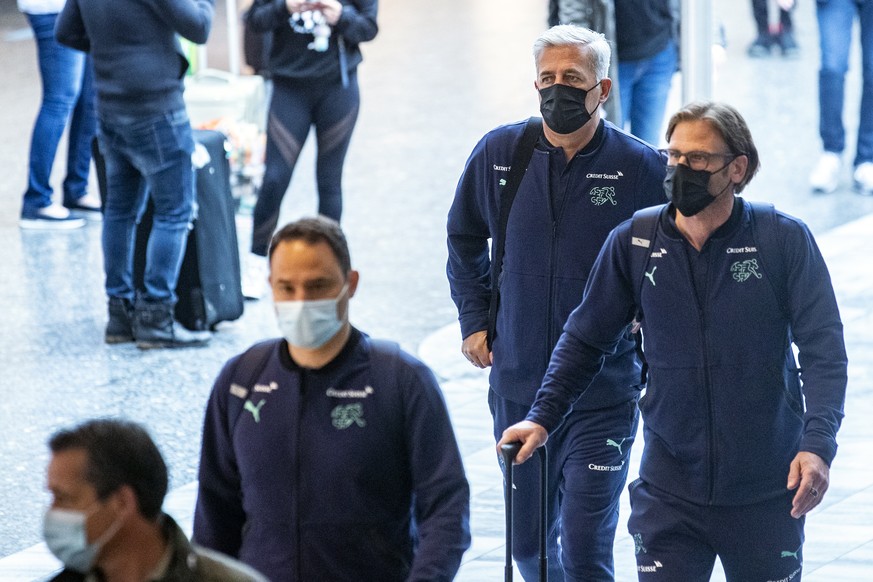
top-left (816, 0), bottom-right (873, 165)
top-left (22, 12), bottom-right (97, 211)
top-left (491, 390), bottom-right (640, 582)
top-left (98, 108), bottom-right (195, 304)
top-left (618, 40), bottom-right (678, 147)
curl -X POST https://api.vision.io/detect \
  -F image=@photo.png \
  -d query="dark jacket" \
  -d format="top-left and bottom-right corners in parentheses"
top-left (193, 329), bottom-right (471, 582)
top-left (614, 0), bottom-right (677, 62)
top-left (447, 119), bottom-right (666, 408)
top-left (51, 514), bottom-right (266, 582)
top-left (55, 0), bottom-right (213, 117)
top-left (529, 200), bottom-right (847, 505)
top-left (245, 0), bottom-right (377, 83)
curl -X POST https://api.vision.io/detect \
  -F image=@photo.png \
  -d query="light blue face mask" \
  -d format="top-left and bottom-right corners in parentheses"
top-left (43, 504), bottom-right (122, 573)
top-left (274, 283), bottom-right (349, 349)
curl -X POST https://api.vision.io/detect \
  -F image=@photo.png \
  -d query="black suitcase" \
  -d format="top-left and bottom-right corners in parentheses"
top-left (501, 443), bottom-right (549, 582)
top-left (92, 129), bottom-right (244, 331)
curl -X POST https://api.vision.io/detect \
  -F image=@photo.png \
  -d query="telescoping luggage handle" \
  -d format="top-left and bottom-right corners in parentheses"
top-left (501, 442), bottom-right (548, 582)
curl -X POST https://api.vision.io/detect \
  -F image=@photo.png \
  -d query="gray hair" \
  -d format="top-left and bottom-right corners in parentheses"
top-left (532, 25), bottom-right (611, 80)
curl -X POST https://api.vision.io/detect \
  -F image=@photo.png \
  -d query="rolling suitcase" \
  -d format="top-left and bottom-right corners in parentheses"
top-left (501, 442), bottom-right (549, 582)
top-left (174, 129), bottom-right (244, 330)
top-left (92, 129), bottom-right (244, 331)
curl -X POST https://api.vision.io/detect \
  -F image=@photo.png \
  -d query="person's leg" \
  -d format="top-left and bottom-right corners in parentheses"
top-left (714, 492), bottom-right (804, 582)
top-left (748, 0), bottom-right (775, 56)
top-left (250, 79), bottom-right (314, 257)
top-left (63, 55), bottom-right (97, 207)
top-left (626, 480), bottom-right (716, 581)
top-left (810, 0), bottom-right (855, 191)
top-left (854, 0), bottom-right (873, 166)
top-left (559, 398), bottom-right (639, 582)
top-left (751, 0), bottom-right (770, 34)
top-left (622, 41), bottom-right (677, 146)
top-left (99, 123), bottom-right (148, 303)
top-left (617, 59), bottom-right (639, 137)
top-left (777, 3), bottom-right (800, 57)
top-left (137, 110), bottom-right (196, 304)
top-left (22, 12), bottom-right (86, 213)
top-left (489, 389), bottom-right (565, 582)
top-left (817, 0), bottom-right (855, 155)
top-left (312, 73), bottom-right (360, 221)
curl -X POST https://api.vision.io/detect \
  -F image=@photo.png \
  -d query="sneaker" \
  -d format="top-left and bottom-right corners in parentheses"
top-left (20, 203), bottom-right (86, 230)
top-left (809, 152), bottom-right (842, 193)
top-left (777, 30), bottom-right (799, 58)
top-left (854, 162), bottom-right (873, 196)
top-left (64, 192), bottom-right (102, 221)
top-left (747, 34), bottom-right (774, 58)
top-left (242, 252), bottom-right (269, 300)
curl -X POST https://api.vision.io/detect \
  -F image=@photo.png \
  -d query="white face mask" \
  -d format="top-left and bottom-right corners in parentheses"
top-left (43, 504), bottom-right (122, 573)
top-left (274, 283), bottom-right (349, 349)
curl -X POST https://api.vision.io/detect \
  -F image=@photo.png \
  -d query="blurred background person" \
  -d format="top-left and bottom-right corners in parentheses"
top-left (241, 0), bottom-right (378, 300)
top-left (18, 0), bottom-right (99, 229)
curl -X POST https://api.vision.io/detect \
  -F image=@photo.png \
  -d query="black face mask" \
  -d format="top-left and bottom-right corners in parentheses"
top-left (538, 82), bottom-right (600, 135)
top-left (663, 163), bottom-right (733, 217)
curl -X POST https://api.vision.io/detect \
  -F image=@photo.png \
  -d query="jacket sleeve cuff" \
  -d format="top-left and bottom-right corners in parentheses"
top-left (459, 312), bottom-right (489, 340)
top-left (799, 435), bottom-right (837, 467)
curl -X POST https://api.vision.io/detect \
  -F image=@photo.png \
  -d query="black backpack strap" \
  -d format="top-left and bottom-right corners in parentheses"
top-left (628, 204), bottom-right (667, 384)
top-left (226, 339), bottom-right (278, 434)
top-left (486, 117), bottom-right (544, 349)
top-left (747, 201), bottom-right (789, 319)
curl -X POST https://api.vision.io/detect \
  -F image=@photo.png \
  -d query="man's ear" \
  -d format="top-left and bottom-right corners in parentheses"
top-left (112, 485), bottom-right (140, 519)
top-left (730, 154), bottom-right (749, 185)
top-left (347, 270), bottom-right (360, 298)
top-left (598, 78), bottom-right (612, 102)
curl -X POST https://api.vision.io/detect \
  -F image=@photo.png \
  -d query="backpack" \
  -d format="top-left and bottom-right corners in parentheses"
top-left (225, 337), bottom-right (401, 433)
top-left (628, 201), bottom-right (788, 381)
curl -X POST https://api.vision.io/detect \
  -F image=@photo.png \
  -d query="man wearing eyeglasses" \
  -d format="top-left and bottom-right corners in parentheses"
top-left (447, 24), bottom-right (666, 581)
top-left (500, 101), bottom-right (847, 581)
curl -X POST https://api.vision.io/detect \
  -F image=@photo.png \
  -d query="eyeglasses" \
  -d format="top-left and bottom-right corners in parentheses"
top-left (659, 149), bottom-right (738, 171)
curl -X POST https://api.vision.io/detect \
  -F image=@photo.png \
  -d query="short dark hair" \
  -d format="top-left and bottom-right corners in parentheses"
top-left (665, 101), bottom-right (760, 193)
top-left (48, 419), bottom-right (168, 520)
top-left (268, 216), bottom-right (352, 274)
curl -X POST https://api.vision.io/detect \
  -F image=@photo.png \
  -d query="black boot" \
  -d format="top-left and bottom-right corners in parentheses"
top-left (134, 299), bottom-right (212, 349)
top-left (105, 297), bottom-right (134, 344)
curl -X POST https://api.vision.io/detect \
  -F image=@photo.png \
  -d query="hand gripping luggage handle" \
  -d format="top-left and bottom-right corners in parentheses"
top-left (501, 442), bottom-right (548, 582)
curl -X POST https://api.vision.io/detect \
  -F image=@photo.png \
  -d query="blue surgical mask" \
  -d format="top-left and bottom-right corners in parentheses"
top-left (275, 283), bottom-right (349, 349)
top-left (43, 505), bottom-right (122, 573)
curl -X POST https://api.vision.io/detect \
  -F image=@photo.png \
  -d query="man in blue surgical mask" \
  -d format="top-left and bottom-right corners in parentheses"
top-left (447, 24), bottom-right (666, 581)
top-left (44, 419), bottom-right (265, 582)
top-left (193, 216), bottom-right (471, 582)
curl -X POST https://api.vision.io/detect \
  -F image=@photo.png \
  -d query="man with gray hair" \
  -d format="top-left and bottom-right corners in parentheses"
top-left (447, 24), bottom-right (665, 581)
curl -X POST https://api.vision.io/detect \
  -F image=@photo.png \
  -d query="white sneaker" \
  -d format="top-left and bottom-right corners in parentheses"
top-left (809, 152), bottom-right (842, 193)
top-left (19, 203), bottom-right (86, 230)
top-left (854, 162), bottom-right (873, 196)
top-left (241, 253), bottom-right (269, 300)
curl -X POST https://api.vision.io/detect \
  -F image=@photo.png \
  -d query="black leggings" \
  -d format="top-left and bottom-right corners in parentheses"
top-left (251, 73), bottom-right (359, 256)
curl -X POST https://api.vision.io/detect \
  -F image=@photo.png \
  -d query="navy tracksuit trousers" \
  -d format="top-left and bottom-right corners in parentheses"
top-left (627, 479), bottom-right (805, 581)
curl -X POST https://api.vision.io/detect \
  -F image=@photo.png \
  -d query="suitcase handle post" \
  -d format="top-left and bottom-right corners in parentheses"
top-left (501, 442), bottom-right (548, 582)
